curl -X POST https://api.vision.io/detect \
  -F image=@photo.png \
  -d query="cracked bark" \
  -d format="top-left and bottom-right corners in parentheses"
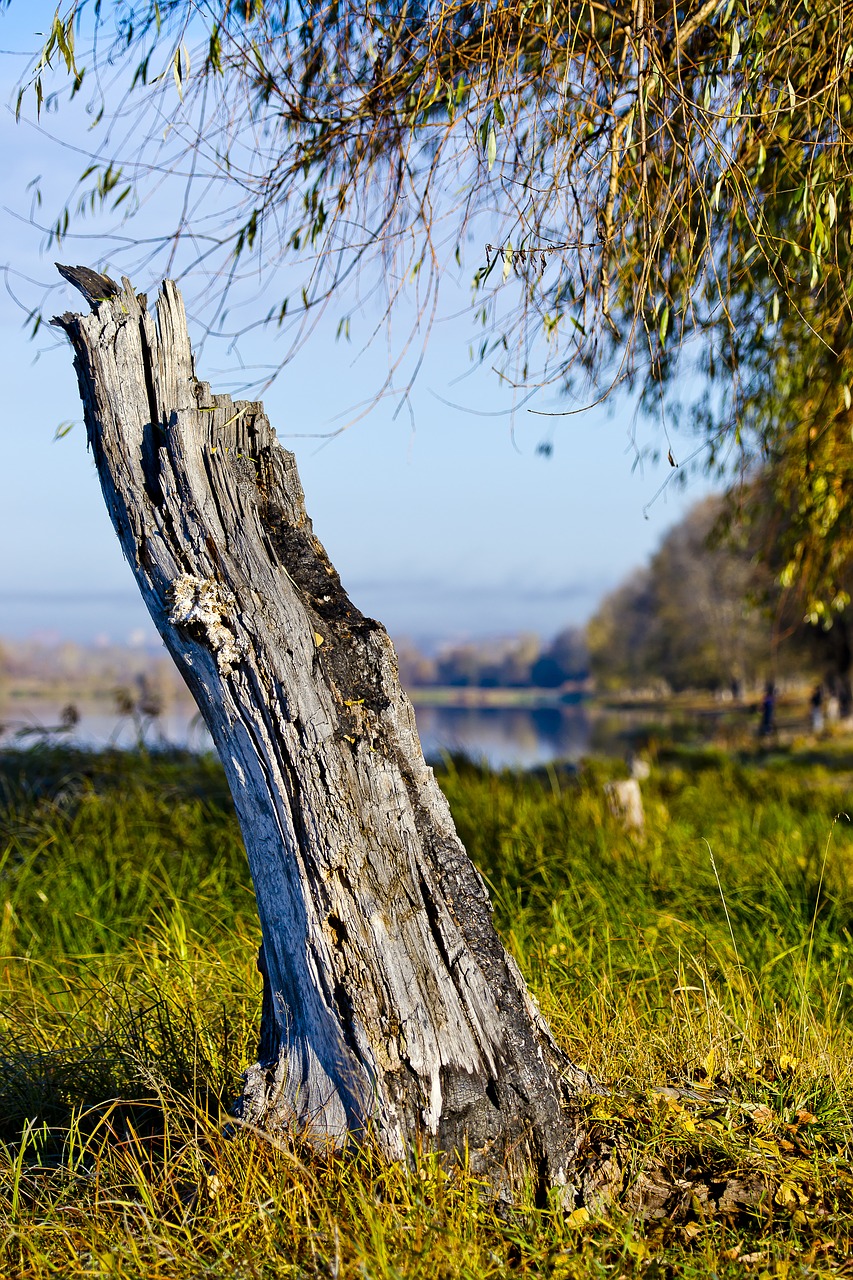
top-left (52, 268), bottom-right (601, 1203)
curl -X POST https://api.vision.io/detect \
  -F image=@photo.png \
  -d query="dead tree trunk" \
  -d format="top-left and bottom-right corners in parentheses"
top-left (52, 267), bottom-right (597, 1202)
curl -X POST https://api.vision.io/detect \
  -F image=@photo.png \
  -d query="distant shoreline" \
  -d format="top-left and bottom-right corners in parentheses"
top-left (1, 681), bottom-right (590, 713)
top-left (406, 685), bottom-right (588, 709)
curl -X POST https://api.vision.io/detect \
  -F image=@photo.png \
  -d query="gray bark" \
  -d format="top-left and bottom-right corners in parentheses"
top-left (52, 268), bottom-right (597, 1202)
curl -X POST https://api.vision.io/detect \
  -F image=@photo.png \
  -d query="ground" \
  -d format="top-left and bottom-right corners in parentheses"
top-left (1, 743), bottom-right (852, 1277)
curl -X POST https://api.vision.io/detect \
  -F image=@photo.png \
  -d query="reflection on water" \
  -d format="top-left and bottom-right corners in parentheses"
top-left (0, 699), bottom-right (214, 754)
top-left (0, 697), bottom-right (652, 770)
top-left (415, 704), bottom-right (591, 770)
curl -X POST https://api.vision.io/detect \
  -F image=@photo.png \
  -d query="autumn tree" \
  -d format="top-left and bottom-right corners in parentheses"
top-left (586, 496), bottom-right (776, 692)
top-left (587, 492), bottom-right (853, 694)
top-left (694, 53), bottom-right (853, 644)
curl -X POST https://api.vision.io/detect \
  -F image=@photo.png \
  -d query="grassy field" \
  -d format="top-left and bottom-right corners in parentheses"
top-left (1, 744), bottom-right (853, 1277)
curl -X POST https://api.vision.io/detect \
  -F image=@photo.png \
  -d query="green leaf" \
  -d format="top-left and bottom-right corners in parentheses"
top-left (487, 125), bottom-right (497, 171)
top-left (209, 25), bottom-right (223, 74)
top-left (659, 304), bottom-right (670, 344)
top-left (54, 14), bottom-right (76, 74)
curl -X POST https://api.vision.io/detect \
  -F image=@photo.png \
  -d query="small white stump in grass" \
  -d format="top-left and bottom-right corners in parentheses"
top-left (604, 778), bottom-right (645, 834)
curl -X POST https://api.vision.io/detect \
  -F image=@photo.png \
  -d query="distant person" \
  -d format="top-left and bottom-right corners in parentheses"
top-left (810, 684), bottom-right (824, 734)
top-left (759, 681), bottom-right (776, 738)
top-left (840, 682), bottom-right (853, 722)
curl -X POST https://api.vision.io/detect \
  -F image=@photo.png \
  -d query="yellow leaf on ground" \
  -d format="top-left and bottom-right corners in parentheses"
top-left (566, 1207), bottom-right (589, 1229)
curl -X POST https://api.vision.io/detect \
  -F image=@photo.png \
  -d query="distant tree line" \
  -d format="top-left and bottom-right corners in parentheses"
top-left (0, 629), bottom-right (590, 698)
top-left (396, 628), bottom-right (588, 691)
top-left (11, 489), bottom-right (852, 704)
top-left (0, 636), bottom-right (189, 703)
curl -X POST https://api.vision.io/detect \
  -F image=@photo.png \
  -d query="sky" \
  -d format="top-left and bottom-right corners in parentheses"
top-left (0, 4), bottom-right (716, 650)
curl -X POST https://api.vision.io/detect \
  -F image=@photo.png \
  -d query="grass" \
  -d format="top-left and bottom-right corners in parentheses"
top-left (1, 744), bottom-right (853, 1276)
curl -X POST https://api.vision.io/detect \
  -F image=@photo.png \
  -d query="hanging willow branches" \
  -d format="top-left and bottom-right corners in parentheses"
top-left (18, 1), bottom-right (853, 385)
top-left (15, 0), bottom-right (853, 605)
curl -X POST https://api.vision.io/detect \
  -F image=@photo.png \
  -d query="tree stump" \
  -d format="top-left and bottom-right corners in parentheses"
top-left (52, 268), bottom-right (598, 1202)
top-left (604, 779), bottom-right (645, 835)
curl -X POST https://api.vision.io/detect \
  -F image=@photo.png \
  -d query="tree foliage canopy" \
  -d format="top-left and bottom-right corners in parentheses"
top-left (14, 0), bottom-right (853, 604)
top-left (17, 0), bottom-right (853, 369)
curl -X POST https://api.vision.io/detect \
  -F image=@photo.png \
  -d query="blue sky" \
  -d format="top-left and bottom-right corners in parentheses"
top-left (0, 4), bottom-right (715, 648)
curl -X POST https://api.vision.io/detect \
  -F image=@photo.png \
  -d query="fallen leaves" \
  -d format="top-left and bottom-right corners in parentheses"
top-left (584, 1068), bottom-right (849, 1239)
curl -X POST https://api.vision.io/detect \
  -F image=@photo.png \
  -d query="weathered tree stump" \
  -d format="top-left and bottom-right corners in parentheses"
top-left (52, 268), bottom-right (598, 1202)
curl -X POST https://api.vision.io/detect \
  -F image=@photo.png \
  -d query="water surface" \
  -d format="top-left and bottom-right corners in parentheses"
top-left (1, 696), bottom-right (601, 770)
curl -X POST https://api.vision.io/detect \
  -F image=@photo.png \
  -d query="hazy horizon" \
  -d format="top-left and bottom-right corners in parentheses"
top-left (0, 581), bottom-right (599, 652)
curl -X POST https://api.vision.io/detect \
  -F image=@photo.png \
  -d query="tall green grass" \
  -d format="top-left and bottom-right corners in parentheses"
top-left (1, 745), bottom-right (852, 1276)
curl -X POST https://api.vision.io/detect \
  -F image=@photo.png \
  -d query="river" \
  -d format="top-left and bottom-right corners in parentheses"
top-left (0, 692), bottom-right (757, 769)
top-left (0, 695), bottom-right (615, 770)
